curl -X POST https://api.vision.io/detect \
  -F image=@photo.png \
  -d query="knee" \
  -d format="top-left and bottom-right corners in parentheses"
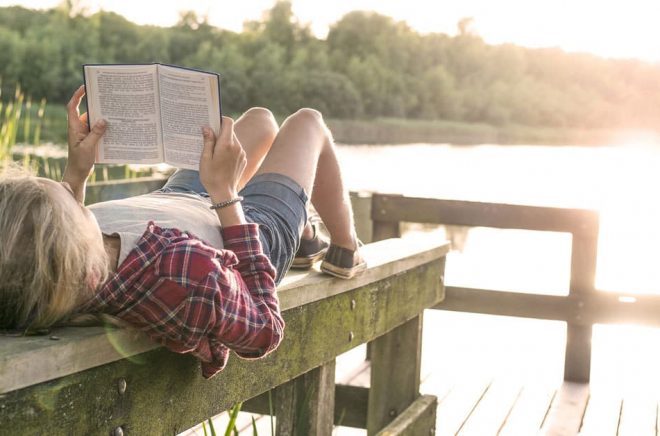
top-left (244, 106), bottom-right (275, 122)
top-left (292, 107), bottom-right (323, 122)
top-left (285, 108), bottom-right (326, 131)
top-left (243, 107), bottom-right (278, 137)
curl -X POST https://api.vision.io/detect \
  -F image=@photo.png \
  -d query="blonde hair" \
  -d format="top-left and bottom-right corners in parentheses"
top-left (0, 166), bottom-right (109, 331)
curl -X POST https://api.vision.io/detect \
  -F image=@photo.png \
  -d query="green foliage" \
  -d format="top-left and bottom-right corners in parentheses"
top-left (1, 0), bottom-right (659, 134)
top-left (0, 84), bottom-right (46, 160)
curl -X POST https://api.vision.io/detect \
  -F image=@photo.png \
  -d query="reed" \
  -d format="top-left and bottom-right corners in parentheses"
top-left (0, 82), bottom-right (47, 163)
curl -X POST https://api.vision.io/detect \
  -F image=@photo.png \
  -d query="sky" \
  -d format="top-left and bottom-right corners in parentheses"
top-left (1, 0), bottom-right (659, 62)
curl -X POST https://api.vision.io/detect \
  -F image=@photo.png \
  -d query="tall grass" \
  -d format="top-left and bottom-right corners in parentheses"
top-left (0, 82), bottom-right (47, 162)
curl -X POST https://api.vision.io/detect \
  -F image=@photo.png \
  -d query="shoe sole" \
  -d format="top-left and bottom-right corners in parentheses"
top-left (320, 260), bottom-right (368, 279)
top-left (291, 249), bottom-right (328, 269)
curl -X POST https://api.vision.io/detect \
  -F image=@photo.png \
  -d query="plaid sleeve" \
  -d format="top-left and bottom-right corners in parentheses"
top-left (154, 224), bottom-right (283, 378)
top-left (217, 224), bottom-right (284, 358)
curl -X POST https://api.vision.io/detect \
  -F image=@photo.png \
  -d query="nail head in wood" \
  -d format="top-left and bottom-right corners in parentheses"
top-left (118, 379), bottom-right (127, 395)
top-left (389, 408), bottom-right (397, 417)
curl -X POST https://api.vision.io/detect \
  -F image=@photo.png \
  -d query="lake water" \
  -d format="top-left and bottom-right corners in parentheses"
top-left (337, 142), bottom-right (660, 295)
top-left (336, 142), bottom-right (660, 397)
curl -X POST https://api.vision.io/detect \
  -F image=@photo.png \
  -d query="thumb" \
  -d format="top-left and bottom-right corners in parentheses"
top-left (82, 119), bottom-right (107, 146)
top-left (218, 116), bottom-right (234, 143)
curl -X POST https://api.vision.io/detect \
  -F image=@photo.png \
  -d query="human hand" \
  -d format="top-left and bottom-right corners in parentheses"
top-left (64, 85), bottom-right (107, 184)
top-left (199, 117), bottom-right (247, 203)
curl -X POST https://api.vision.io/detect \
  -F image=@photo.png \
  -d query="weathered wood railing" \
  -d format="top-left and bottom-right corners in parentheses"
top-left (0, 178), bottom-right (449, 435)
top-left (369, 193), bottom-right (660, 383)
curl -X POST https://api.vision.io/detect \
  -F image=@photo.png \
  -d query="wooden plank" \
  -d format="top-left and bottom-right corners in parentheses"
top-left (438, 286), bottom-right (660, 328)
top-left (274, 360), bottom-right (335, 436)
top-left (375, 394), bottom-right (437, 436)
top-left (540, 382), bottom-right (590, 436)
top-left (457, 379), bottom-right (522, 436)
top-left (420, 371), bottom-right (453, 406)
top-left (657, 400), bottom-right (659, 436)
top-left (437, 286), bottom-right (570, 321)
top-left (435, 378), bottom-right (491, 436)
top-left (618, 394), bottom-right (657, 436)
top-left (371, 194), bottom-right (599, 234)
top-left (367, 316), bottom-right (423, 435)
top-left (0, 254), bottom-right (444, 435)
top-left (499, 384), bottom-right (556, 436)
top-left (244, 384), bottom-right (369, 429)
top-left (578, 390), bottom-right (621, 436)
top-left (278, 238), bottom-right (448, 312)
top-left (0, 238), bottom-right (449, 395)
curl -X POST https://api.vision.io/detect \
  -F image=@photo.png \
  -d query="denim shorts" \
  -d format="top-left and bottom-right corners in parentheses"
top-left (159, 170), bottom-right (308, 284)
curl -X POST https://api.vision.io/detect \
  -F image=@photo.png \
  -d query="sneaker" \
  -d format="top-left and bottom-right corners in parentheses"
top-left (320, 243), bottom-right (367, 279)
top-left (292, 222), bottom-right (330, 269)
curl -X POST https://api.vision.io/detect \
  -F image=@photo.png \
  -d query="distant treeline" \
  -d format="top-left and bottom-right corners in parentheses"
top-left (1, 1), bottom-right (659, 131)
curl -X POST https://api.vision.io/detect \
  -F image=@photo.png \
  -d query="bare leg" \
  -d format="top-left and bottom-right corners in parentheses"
top-left (233, 107), bottom-right (279, 189)
top-left (255, 108), bottom-right (356, 250)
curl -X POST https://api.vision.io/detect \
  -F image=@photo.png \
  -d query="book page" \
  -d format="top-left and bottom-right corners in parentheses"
top-left (84, 64), bottom-right (163, 165)
top-left (158, 65), bottom-right (221, 170)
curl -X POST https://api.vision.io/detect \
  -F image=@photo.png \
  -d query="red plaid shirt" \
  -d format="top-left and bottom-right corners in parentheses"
top-left (80, 221), bottom-right (284, 378)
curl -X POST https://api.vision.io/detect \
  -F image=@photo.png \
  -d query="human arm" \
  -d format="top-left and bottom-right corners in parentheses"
top-left (62, 85), bottom-right (107, 203)
top-left (135, 226), bottom-right (282, 377)
top-left (199, 117), bottom-right (247, 227)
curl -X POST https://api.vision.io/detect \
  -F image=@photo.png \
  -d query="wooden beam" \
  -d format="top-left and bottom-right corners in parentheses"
top-left (565, 229), bottom-right (599, 383)
top-left (274, 360), bottom-right (335, 436)
top-left (437, 287), bottom-right (571, 321)
top-left (375, 394), bottom-right (437, 436)
top-left (0, 257), bottom-right (444, 435)
top-left (437, 287), bottom-right (660, 328)
top-left (367, 316), bottom-right (423, 434)
top-left (0, 238), bottom-right (449, 395)
top-left (372, 194), bottom-right (599, 234)
top-left (243, 384), bottom-right (369, 429)
top-left (335, 384), bottom-right (369, 428)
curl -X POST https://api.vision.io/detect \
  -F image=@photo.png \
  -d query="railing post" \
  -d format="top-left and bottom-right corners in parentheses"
top-left (275, 359), bottom-right (336, 436)
top-left (367, 315), bottom-right (423, 435)
top-left (371, 194), bottom-right (402, 241)
top-left (565, 220), bottom-right (599, 382)
top-left (368, 194), bottom-right (402, 361)
top-left (350, 191), bottom-right (374, 244)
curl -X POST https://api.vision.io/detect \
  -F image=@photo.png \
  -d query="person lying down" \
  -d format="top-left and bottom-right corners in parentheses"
top-left (0, 86), bottom-right (366, 378)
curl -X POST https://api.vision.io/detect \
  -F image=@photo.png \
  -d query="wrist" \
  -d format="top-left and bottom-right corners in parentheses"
top-left (208, 189), bottom-right (239, 204)
top-left (62, 166), bottom-right (90, 185)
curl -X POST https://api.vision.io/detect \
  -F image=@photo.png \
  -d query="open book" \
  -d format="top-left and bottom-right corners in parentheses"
top-left (83, 63), bottom-right (222, 170)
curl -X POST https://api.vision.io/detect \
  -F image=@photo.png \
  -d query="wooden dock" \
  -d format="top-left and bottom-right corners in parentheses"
top-left (3, 180), bottom-right (660, 435)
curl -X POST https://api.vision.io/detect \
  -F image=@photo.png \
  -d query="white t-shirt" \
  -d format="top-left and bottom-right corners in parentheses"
top-left (89, 192), bottom-right (224, 266)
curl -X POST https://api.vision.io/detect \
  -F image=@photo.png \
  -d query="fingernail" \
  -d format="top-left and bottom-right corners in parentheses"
top-left (202, 127), bottom-right (211, 137)
top-left (97, 119), bottom-right (107, 128)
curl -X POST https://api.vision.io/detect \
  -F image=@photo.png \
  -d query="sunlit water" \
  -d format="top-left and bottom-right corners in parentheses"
top-left (336, 143), bottom-right (660, 398)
